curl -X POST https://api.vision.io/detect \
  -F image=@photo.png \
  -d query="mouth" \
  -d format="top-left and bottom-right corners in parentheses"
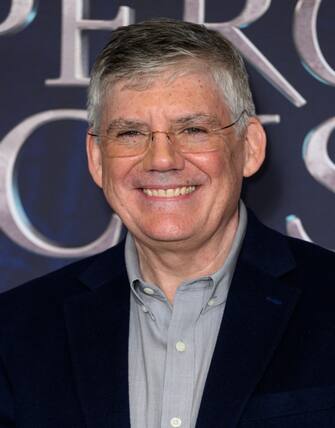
top-left (141, 185), bottom-right (196, 197)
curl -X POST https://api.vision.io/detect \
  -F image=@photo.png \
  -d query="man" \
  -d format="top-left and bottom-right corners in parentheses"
top-left (0, 19), bottom-right (334, 428)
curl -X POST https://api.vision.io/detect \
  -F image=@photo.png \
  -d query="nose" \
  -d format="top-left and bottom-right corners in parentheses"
top-left (142, 131), bottom-right (185, 172)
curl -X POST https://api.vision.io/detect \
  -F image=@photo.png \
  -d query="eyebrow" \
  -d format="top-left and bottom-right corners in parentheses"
top-left (106, 119), bottom-right (147, 133)
top-left (105, 113), bottom-right (222, 132)
top-left (173, 114), bottom-right (222, 127)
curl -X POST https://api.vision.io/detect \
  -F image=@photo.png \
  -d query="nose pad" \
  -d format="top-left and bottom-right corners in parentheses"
top-left (142, 131), bottom-right (184, 171)
top-left (150, 130), bottom-right (172, 146)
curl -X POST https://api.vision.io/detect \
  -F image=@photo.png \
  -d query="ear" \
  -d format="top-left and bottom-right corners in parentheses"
top-left (242, 117), bottom-right (267, 178)
top-left (86, 131), bottom-right (103, 188)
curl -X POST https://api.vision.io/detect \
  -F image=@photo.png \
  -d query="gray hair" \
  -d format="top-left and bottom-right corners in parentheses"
top-left (87, 18), bottom-right (255, 135)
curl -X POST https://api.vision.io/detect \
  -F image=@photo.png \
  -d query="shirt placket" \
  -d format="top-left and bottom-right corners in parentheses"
top-left (160, 289), bottom-right (203, 428)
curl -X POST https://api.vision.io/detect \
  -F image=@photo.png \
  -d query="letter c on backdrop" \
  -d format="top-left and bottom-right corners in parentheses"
top-left (0, 110), bottom-right (123, 258)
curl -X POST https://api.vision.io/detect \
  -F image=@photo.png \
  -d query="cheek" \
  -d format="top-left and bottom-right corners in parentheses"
top-left (220, 143), bottom-right (245, 180)
top-left (195, 150), bottom-right (245, 210)
top-left (100, 162), bottom-right (114, 191)
top-left (100, 158), bottom-right (140, 209)
top-left (100, 158), bottom-right (133, 189)
top-left (194, 147), bottom-right (243, 184)
top-left (99, 161), bottom-right (121, 207)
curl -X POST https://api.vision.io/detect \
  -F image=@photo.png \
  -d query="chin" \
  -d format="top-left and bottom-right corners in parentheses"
top-left (135, 221), bottom-right (195, 243)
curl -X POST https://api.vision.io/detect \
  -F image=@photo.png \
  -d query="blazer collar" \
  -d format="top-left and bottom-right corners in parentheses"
top-left (78, 239), bottom-right (127, 290)
top-left (240, 209), bottom-right (296, 277)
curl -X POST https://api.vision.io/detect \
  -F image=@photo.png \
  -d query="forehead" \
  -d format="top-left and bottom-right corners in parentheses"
top-left (101, 69), bottom-right (230, 124)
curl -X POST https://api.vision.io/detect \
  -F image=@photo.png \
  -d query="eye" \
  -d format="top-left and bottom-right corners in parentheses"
top-left (182, 126), bottom-right (209, 135)
top-left (116, 129), bottom-right (143, 138)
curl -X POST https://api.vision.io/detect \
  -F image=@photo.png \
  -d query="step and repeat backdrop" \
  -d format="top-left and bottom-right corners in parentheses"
top-left (0, 0), bottom-right (334, 291)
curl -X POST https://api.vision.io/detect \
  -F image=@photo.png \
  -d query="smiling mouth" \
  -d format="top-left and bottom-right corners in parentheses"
top-left (142, 186), bottom-right (196, 197)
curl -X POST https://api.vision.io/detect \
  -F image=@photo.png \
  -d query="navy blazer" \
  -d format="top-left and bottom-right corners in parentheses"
top-left (0, 212), bottom-right (335, 427)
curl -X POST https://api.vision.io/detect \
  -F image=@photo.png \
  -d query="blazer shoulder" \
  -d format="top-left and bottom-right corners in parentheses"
top-left (244, 210), bottom-right (334, 304)
top-left (0, 240), bottom-right (126, 323)
top-left (279, 235), bottom-right (335, 324)
top-left (285, 234), bottom-right (334, 277)
top-left (247, 209), bottom-right (334, 280)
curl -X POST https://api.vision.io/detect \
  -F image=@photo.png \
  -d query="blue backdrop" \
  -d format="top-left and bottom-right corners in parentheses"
top-left (0, 0), bottom-right (334, 291)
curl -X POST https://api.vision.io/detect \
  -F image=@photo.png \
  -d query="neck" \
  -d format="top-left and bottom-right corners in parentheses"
top-left (134, 209), bottom-right (240, 303)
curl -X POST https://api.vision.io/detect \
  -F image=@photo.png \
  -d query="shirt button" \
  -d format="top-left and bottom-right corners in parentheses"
top-left (170, 417), bottom-right (182, 427)
top-left (208, 297), bottom-right (217, 306)
top-left (143, 287), bottom-right (154, 295)
top-left (141, 305), bottom-right (149, 313)
top-left (175, 341), bottom-right (186, 352)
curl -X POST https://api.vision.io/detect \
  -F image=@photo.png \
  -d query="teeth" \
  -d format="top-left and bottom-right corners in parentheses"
top-left (142, 186), bottom-right (196, 197)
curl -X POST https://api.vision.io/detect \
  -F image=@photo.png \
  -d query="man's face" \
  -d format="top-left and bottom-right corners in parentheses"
top-left (87, 69), bottom-right (265, 250)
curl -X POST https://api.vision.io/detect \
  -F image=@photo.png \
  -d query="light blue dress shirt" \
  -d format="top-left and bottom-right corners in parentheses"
top-left (126, 202), bottom-right (247, 428)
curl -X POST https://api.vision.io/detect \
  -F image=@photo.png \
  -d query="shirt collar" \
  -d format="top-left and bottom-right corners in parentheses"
top-left (125, 200), bottom-right (247, 311)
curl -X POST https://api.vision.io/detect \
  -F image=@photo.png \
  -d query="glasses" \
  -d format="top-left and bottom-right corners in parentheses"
top-left (88, 110), bottom-right (246, 158)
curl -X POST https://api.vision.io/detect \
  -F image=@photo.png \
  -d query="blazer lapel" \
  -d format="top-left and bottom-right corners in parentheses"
top-left (196, 213), bottom-right (301, 428)
top-left (64, 242), bottom-right (131, 428)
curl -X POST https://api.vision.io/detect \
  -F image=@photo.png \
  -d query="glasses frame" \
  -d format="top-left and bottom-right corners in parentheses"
top-left (87, 110), bottom-right (247, 157)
